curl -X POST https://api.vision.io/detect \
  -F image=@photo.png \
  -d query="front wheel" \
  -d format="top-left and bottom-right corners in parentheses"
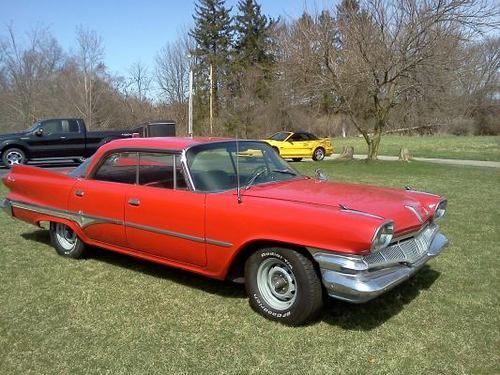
top-left (2, 148), bottom-right (26, 168)
top-left (244, 247), bottom-right (323, 326)
top-left (312, 147), bottom-right (325, 161)
top-left (49, 222), bottom-right (86, 258)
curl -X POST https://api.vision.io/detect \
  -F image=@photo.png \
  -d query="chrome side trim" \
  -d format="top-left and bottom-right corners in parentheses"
top-left (9, 200), bottom-right (122, 228)
top-left (205, 238), bottom-right (233, 248)
top-left (339, 205), bottom-right (384, 220)
top-left (8, 199), bottom-right (232, 248)
top-left (126, 221), bottom-right (205, 244)
top-left (125, 222), bottom-right (232, 248)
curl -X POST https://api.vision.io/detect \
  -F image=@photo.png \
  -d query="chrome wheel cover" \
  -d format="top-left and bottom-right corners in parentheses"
top-left (55, 223), bottom-right (77, 251)
top-left (314, 148), bottom-right (325, 160)
top-left (256, 257), bottom-right (297, 310)
top-left (6, 151), bottom-right (24, 165)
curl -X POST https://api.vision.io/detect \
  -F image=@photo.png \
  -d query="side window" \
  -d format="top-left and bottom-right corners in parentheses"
top-left (305, 133), bottom-right (318, 140)
top-left (40, 120), bottom-right (62, 135)
top-left (138, 152), bottom-right (187, 190)
top-left (61, 119), bottom-right (80, 133)
top-left (290, 133), bottom-right (307, 141)
top-left (93, 152), bottom-right (139, 184)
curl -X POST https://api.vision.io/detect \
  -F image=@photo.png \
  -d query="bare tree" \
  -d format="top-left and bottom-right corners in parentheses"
top-left (0, 25), bottom-right (64, 128)
top-left (155, 31), bottom-right (193, 132)
top-left (72, 26), bottom-right (105, 129)
top-left (128, 61), bottom-right (152, 101)
top-left (318, 0), bottom-right (499, 158)
top-left (155, 32), bottom-right (192, 105)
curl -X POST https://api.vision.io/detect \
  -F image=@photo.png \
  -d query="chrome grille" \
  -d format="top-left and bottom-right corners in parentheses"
top-left (364, 224), bottom-right (438, 268)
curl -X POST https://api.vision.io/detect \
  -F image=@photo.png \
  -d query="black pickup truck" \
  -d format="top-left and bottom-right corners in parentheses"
top-left (0, 118), bottom-right (175, 168)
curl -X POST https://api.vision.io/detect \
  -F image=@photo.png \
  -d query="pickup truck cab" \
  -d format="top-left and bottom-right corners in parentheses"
top-left (0, 118), bottom-right (175, 168)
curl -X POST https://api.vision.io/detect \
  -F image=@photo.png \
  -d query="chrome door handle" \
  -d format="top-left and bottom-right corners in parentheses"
top-left (75, 190), bottom-right (84, 197)
top-left (60, 136), bottom-right (67, 140)
top-left (128, 198), bottom-right (141, 206)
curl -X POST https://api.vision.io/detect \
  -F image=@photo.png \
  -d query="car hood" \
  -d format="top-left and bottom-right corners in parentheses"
top-left (0, 132), bottom-right (29, 140)
top-left (243, 178), bottom-right (439, 234)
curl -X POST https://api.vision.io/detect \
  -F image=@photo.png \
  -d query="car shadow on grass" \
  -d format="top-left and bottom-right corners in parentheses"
top-left (22, 228), bottom-right (440, 328)
top-left (22, 229), bottom-right (247, 299)
top-left (88, 246), bottom-right (248, 299)
top-left (321, 266), bottom-right (441, 330)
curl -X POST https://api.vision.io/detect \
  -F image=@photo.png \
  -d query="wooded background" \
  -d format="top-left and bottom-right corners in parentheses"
top-left (0, 0), bottom-right (498, 157)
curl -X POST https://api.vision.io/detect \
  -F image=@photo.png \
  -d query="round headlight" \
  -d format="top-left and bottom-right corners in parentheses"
top-left (434, 200), bottom-right (447, 220)
top-left (371, 222), bottom-right (394, 252)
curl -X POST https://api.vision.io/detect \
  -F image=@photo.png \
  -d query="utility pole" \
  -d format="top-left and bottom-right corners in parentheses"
top-left (209, 64), bottom-right (213, 135)
top-left (188, 69), bottom-right (193, 137)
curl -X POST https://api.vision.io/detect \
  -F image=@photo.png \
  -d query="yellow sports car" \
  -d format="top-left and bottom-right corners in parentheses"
top-left (263, 131), bottom-right (333, 161)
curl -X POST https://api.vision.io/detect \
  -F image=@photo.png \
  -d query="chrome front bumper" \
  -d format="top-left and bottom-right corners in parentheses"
top-left (312, 232), bottom-right (448, 303)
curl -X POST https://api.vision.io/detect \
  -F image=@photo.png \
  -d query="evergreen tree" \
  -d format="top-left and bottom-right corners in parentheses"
top-left (232, 0), bottom-right (276, 102)
top-left (190, 0), bottom-right (232, 120)
top-left (233, 0), bottom-right (275, 67)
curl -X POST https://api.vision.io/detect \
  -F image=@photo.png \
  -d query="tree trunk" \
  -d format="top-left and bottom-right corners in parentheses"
top-left (366, 131), bottom-right (381, 160)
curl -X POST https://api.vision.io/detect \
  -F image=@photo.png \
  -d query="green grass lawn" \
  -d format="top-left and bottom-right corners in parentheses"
top-left (332, 135), bottom-right (500, 161)
top-left (1, 161), bottom-right (499, 374)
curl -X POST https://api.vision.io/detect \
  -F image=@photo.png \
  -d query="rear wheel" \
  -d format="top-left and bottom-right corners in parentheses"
top-left (312, 147), bottom-right (325, 161)
top-left (272, 147), bottom-right (280, 155)
top-left (244, 247), bottom-right (323, 326)
top-left (49, 222), bottom-right (86, 258)
top-left (2, 148), bottom-right (26, 168)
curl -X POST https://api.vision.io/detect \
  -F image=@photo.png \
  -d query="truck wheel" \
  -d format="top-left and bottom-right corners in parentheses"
top-left (50, 222), bottom-right (86, 259)
top-left (2, 148), bottom-right (26, 168)
top-left (244, 247), bottom-right (323, 326)
top-left (312, 147), bottom-right (325, 161)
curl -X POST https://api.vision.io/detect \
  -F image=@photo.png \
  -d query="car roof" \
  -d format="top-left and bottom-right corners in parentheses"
top-left (100, 136), bottom-right (234, 152)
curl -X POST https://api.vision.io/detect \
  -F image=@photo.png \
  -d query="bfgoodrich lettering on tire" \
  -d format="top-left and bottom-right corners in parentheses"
top-left (49, 222), bottom-right (86, 258)
top-left (244, 247), bottom-right (323, 326)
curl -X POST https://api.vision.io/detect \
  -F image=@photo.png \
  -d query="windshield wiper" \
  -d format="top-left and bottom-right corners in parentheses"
top-left (245, 169), bottom-right (267, 190)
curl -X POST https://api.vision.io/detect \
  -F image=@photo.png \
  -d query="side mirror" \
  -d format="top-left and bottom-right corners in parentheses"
top-left (35, 128), bottom-right (43, 137)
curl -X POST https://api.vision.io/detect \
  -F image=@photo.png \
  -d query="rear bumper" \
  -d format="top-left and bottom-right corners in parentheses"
top-left (312, 233), bottom-right (448, 303)
top-left (1, 198), bottom-right (13, 217)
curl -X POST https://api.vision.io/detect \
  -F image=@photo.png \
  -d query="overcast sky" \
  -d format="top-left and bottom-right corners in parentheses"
top-left (1, 0), bottom-right (333, 77)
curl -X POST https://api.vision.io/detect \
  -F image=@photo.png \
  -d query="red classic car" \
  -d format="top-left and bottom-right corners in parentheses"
top-left (1, 137), bottom-right (448, 325)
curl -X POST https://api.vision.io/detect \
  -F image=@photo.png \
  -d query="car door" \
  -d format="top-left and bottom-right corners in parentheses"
top-left (124, 152), bottom-right (207, 267)
top-left (286, 133), bottom-right (309, 157)
top-left (26, 119), bottom-right (85, 158)
top-left (67, 151), bottom-right (138, 248)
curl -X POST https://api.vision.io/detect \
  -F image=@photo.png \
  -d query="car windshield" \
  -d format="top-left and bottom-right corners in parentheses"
top-left (186, 141), bottom-right (301, 192)
top-left (68, 156), bottom-right (94, 178)
top-left (269, 132), bottom-right (291, 141)
top-left (25, 122), bottom-right (40, 133)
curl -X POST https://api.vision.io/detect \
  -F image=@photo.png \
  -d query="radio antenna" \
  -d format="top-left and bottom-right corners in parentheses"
top-left (236, 128), bottom-right (242, 203)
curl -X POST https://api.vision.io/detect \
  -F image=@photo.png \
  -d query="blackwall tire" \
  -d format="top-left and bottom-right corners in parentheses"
top-left (244, 247), bottom-right (323, 326)
top-left (2, 148), bottom-right (26, 168)
top-left (312, 147), bottom-right (325, 161)
top-left (49, 222), bottom-right (86, 259)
